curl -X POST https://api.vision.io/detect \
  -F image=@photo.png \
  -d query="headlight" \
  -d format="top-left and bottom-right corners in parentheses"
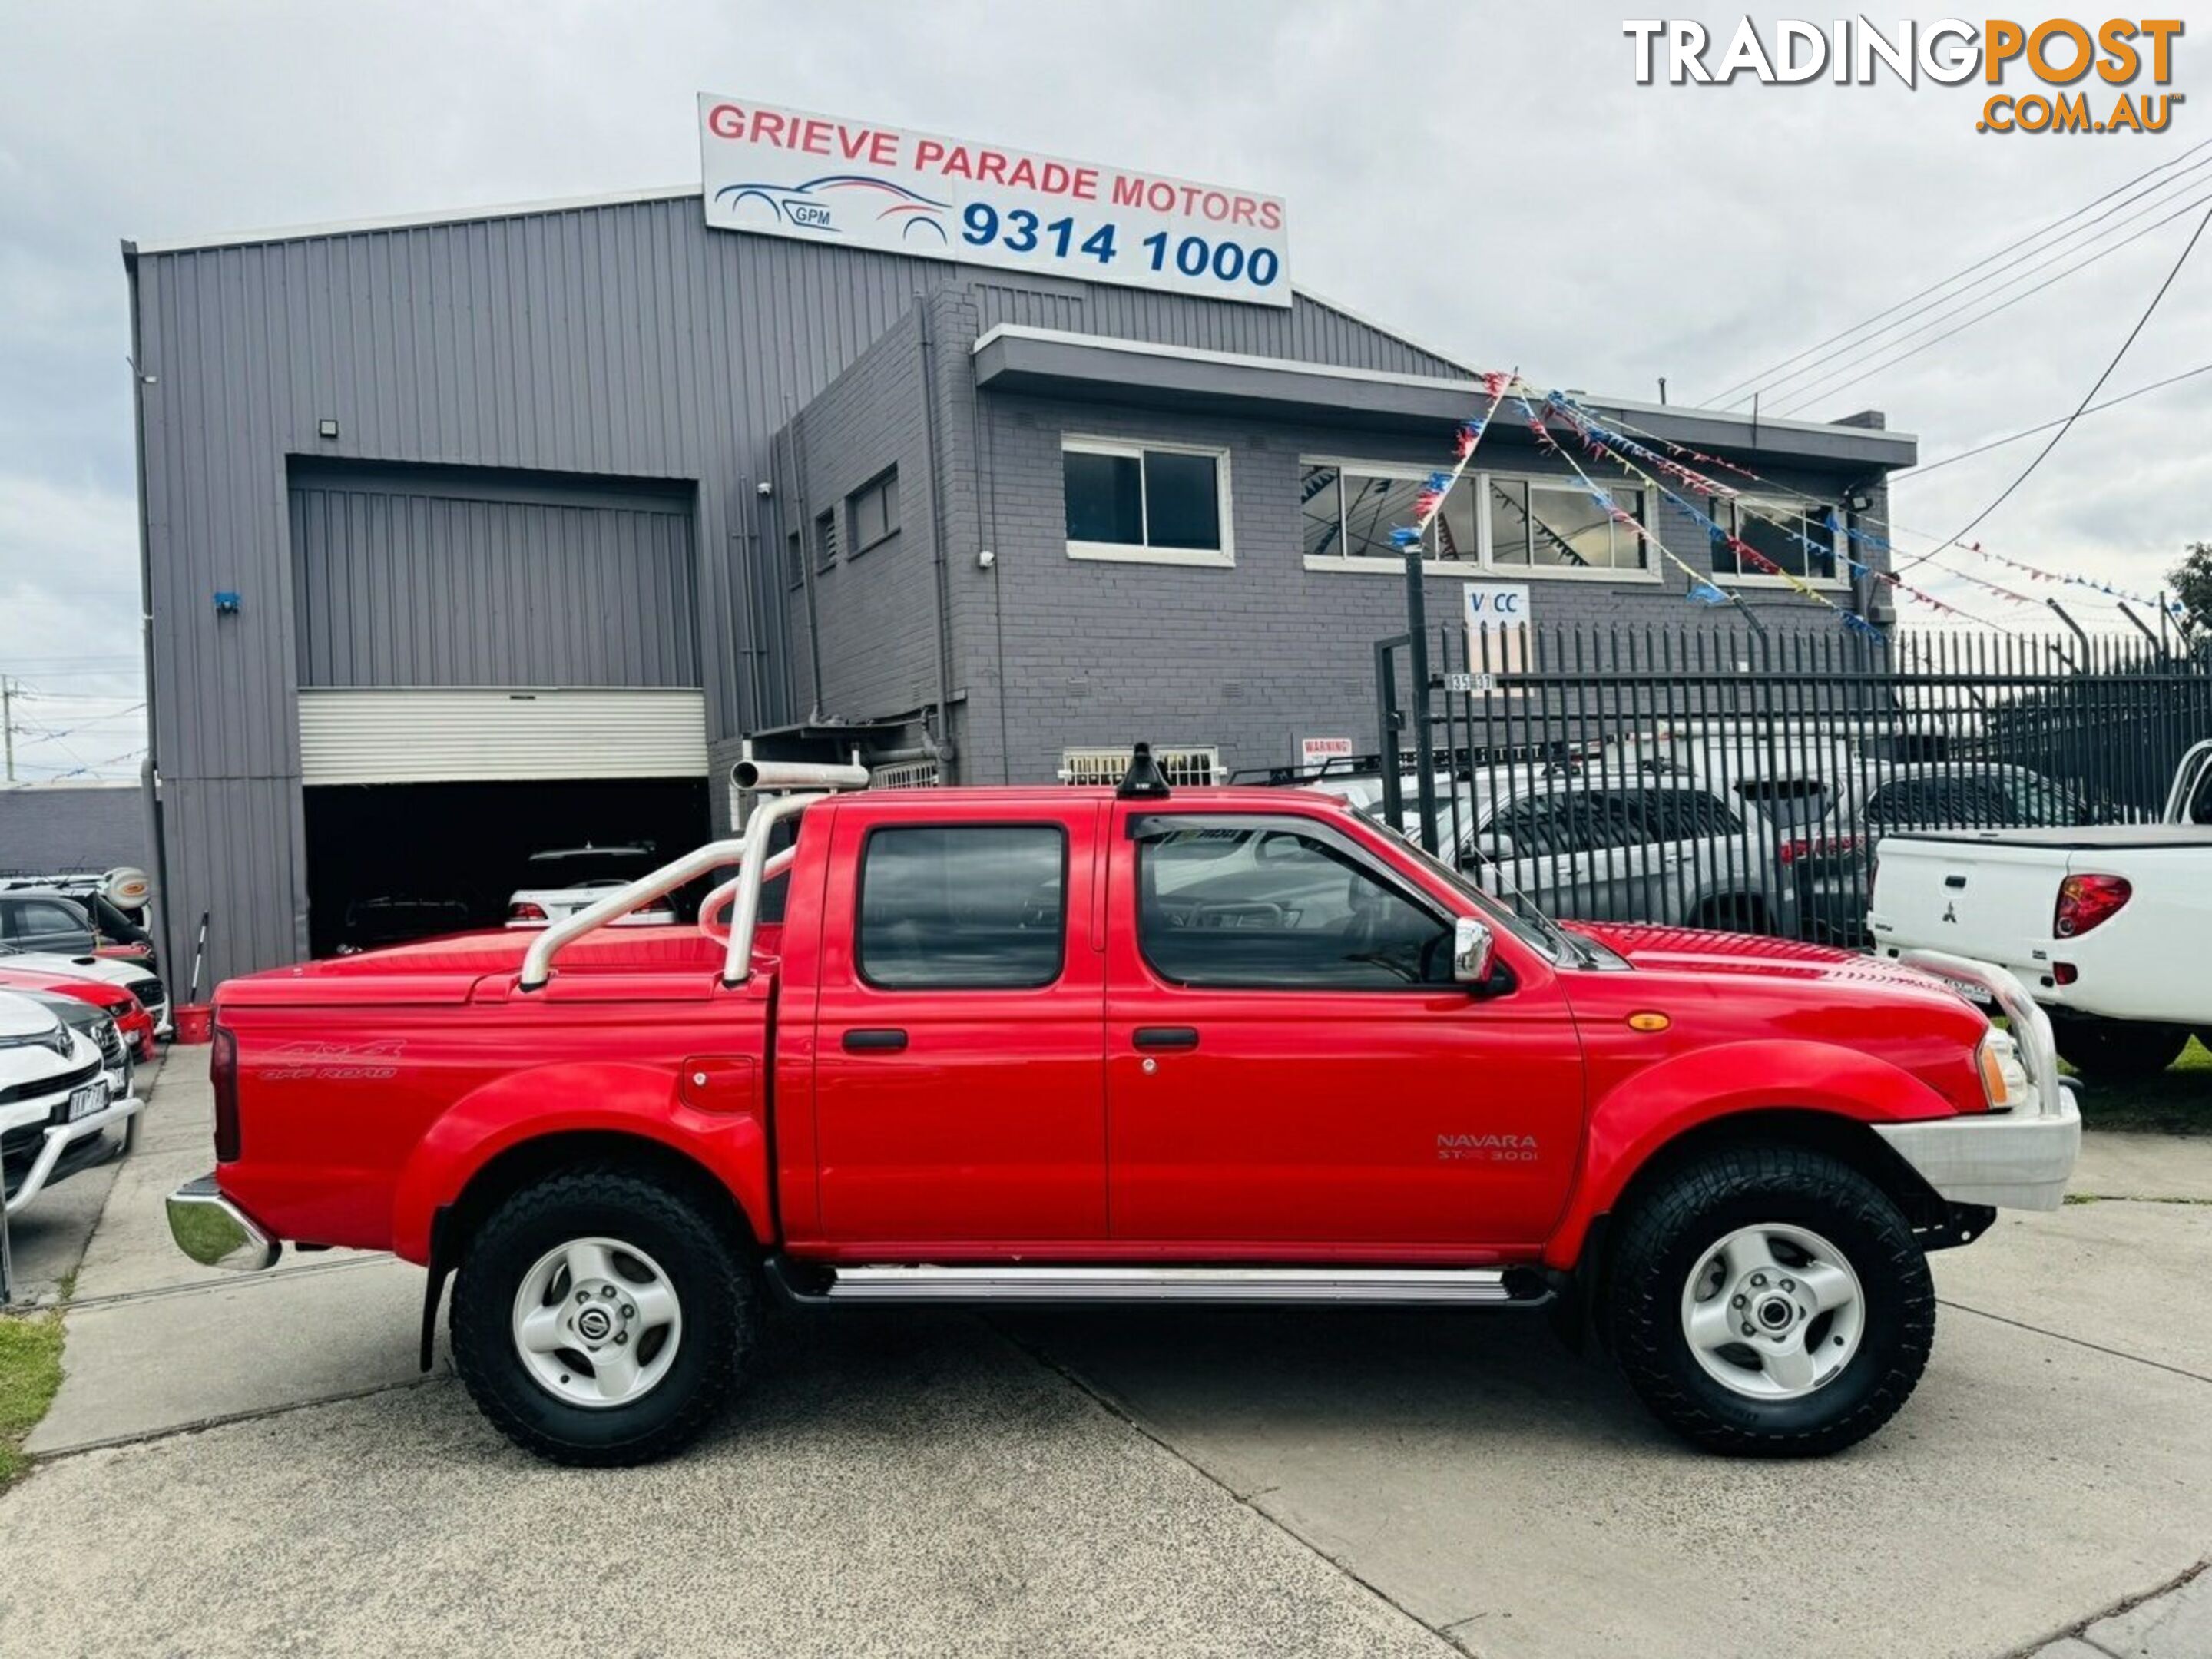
top-left (1977, 1028), bottom-right (2032, 1111)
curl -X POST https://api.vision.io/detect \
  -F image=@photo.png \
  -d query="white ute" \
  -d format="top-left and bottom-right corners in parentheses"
top-left (1868, 740), bottom-right (2212, 1079)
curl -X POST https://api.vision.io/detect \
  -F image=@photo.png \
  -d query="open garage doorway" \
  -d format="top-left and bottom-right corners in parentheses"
top-left (303, 778), bottom-right (711, 958)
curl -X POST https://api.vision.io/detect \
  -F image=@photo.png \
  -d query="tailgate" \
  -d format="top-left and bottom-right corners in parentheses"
top-left (1867, 836), bottom-right (2061, 968)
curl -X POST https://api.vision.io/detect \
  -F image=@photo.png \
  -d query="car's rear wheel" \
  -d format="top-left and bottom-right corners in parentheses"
top-left (1606, 1144), bottom-right (1932, 1455)
top-left (2053, 1018), bottom-right (2189, 1081)
top-left (452, 1168), bottom-right (757, 1466)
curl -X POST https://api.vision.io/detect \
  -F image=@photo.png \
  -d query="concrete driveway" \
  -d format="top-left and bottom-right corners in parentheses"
top-left (0, 1061), bottom-right (2205, 1658)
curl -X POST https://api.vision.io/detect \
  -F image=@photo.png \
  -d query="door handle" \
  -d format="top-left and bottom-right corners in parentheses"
top-left (842, 1028), bottom-right (909, 1053)
top-left (1133, 1027), bottom-right (1199, 1051)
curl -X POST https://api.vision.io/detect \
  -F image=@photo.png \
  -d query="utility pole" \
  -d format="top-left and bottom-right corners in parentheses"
top-left (2, 676), bottom-right (14, 783)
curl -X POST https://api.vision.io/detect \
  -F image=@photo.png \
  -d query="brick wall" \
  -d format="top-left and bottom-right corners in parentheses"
top-left (952, 383), bottom-right (1888, 785)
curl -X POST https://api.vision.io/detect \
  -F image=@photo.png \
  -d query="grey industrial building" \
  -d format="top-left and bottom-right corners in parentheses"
top-left (123, 183), bottom-right (1916, 982)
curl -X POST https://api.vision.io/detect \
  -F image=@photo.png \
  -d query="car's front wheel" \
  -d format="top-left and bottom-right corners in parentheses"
top-left (1606, 1144), bottom-right (1932, 1455)
top-left (451, 1168), bottom-right (757, 1466)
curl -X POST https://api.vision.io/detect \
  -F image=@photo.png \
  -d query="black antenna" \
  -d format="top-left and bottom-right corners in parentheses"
top-left (1117, 741), bottom-right (1171, 799)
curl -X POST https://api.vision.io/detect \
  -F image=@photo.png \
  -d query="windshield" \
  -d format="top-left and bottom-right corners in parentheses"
top-left (1371, 812), bottom-right (1597, 968)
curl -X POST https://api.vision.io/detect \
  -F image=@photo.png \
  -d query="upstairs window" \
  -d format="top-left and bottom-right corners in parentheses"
top-left (1301, 464), bottom-right (1477, 563)
top-left (1485, 477), bottom-right (1648, 571)
top-left (1064, 439), bottom-right (1230, 564)
top-left (1710, 497), bottom-right (1839, 582)
top-left (785, 531), bottom-right (804, 590)
top-left (849, 469), bottom-right (900, 553)
top-left (813, 508), bottom-right (839, 568)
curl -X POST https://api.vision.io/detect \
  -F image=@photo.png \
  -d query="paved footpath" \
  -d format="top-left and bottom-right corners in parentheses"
top-left (0, 1056), bottom-right (2205, 1657)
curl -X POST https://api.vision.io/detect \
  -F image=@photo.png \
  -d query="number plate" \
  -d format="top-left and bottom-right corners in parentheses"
top-left (66, 1082), bottom-right (107, 1123)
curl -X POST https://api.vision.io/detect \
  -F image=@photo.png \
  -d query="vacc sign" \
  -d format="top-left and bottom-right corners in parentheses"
top-left (699, 94), bottom-right (1292, 306)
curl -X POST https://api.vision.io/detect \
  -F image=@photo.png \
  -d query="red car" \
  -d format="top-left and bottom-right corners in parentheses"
top-left (167, 753), bottom-right (2080, 1466)
top-left (0, 963), bottom-right (157, 1064)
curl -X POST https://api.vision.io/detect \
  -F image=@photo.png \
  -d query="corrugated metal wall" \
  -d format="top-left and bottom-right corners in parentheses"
top-left (130, 190), bottom-right (1470, 979)
top-left (290, 467), bottom-right (700, 689)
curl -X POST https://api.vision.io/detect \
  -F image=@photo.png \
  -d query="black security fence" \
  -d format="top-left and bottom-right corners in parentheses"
top-left (1245, 624), bottom-right (2212, 946)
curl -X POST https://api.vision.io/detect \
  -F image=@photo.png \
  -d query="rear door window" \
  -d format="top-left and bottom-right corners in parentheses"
top-left (856, 825), bottom-right (1067, 989)
top-left (1629, 788), bottom-right (1743, 841)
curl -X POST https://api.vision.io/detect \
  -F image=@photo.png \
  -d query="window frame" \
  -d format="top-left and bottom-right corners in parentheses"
top-left (1129, 811), bottom-right (1459, 995)
top-left (847, 467), bottom-right (900, 555)
top-left (1062, 435), bottom-right (1235, 568)
top-left (813, 506), bottom-right (839, 571)
top-left (853, 821), bottom-right (1071, 992)
top-left (1708, 494), bottom-right (1846, 590)
top-left (1298, 457), bottom-right (1661, 584)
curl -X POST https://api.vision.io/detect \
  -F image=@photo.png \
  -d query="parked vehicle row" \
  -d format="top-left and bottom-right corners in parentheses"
top-left (171, 753), bottom-right (2078, 1468)
top-left (0, 885), bottom-right (168, 1043)
top-left (1300, 742), bottom-right (2128, 952)
top-left (1, 987), bottom-right (142, 1222)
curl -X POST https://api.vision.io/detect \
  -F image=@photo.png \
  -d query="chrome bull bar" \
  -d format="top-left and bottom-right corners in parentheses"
top-left (1899, 949), bottom-right (2067, 1118)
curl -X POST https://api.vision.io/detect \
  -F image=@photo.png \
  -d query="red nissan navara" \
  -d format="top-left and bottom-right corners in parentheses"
top-left (168, 750), bottom-right (2079, 1465)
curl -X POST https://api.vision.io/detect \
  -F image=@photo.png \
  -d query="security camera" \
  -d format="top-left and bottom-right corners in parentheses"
top-left (977, 548), bottom-right (995, 569)
top-left (755, 480), bottom-right (773, 497)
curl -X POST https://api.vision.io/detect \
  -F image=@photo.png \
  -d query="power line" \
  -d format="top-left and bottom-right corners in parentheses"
top-left (1892, 359), bottom-right (2212, 479)
top-left (1708, 137), bottom-right (2212, 406)
top-left (1773, 180), bottom-right (2212, 417)
top-left (1744, 152), bottom-right (2212, 411)
top-left (1900, 200), bottom-right (2212, 577)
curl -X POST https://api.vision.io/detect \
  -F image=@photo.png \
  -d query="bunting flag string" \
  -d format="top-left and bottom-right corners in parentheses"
top-left (1537, 393), bottom-right (1885, 641)
top-left (1390, 369), bottom-right (1516, 553)
top-left (1542, 389), bottom-right (2029, 629)
top-left (1506, 392), bottom-right (1744, 613)
top-left (1548, 392), bottom-right (2187, 624)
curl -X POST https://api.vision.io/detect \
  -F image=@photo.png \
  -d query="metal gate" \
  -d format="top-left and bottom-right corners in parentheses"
top-left (1339, 624), bottom-right (2212, 945)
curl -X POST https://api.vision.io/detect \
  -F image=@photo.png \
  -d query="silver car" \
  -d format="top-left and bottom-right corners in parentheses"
top-left (1326, 770), bottom-right (1799, 935)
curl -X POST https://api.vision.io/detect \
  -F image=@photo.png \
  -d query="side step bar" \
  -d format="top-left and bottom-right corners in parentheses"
top-left (766, 1260), bottom-right (1551, 1307)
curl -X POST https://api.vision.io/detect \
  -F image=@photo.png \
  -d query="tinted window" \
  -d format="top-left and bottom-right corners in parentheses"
top-left (1493, 793), bottom-right (1639, 856)
top-left (857, 826), bottom-right (1065, 989)
top-left (1488, 797), bottom-right (1584, 859)
top-left (1144, 450), bottom-right (1220, 550)
top-left (1064, 450), bottom-right (1144, 545)
top-left (1137, 820), bottom-right (1452, 990)
top-left (1632, 788), bottom-right (1742, 840)
top-left (8, 899), bottom-right (88, 939)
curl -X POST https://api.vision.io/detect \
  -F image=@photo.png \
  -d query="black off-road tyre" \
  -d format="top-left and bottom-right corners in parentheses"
top-left (2053, 1018), bottom-right (2189, 1081)
top-left (1606, 1144), bottom-right (1933, 1456)
top-left (451, 1168), bottom-right (759, 1466)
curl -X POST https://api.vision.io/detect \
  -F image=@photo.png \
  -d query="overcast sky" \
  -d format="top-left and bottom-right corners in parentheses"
top-left (4, 2), bottom-right (2207, 782)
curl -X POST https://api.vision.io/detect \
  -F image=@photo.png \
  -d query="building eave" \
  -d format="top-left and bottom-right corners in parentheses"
top-left (971, 326), bottom-right (1918, 469)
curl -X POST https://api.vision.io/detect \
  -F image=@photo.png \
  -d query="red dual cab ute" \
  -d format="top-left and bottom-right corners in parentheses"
top-left (168, 753), bottom-right (2080, 1465)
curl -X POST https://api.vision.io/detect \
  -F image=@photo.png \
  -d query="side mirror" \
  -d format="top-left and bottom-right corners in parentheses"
top-left (1452, 916), bottom-right (1495, 985)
